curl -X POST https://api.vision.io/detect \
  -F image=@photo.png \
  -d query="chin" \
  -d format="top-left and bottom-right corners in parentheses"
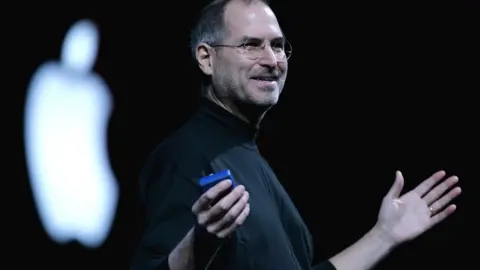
top-left (242, 82), bottom-right (281, 107)
top-left (249, 91), bottom-right (279, 107)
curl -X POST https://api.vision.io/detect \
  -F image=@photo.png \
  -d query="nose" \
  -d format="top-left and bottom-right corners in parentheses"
top-left (257, 45), bottom-right (278, 67)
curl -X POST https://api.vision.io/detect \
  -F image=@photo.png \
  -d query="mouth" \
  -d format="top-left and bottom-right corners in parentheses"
top-left (251, 75), bottom-right (279, 82)
top-left (250, 76), bottom-right (279, 91)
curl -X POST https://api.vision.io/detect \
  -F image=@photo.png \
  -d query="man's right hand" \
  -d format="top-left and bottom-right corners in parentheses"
top-left (191, 180), bottom-right (250, 238)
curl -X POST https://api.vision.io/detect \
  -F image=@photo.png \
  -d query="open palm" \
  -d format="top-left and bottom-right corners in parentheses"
top-left (376, 171), bottom-right (461, 245)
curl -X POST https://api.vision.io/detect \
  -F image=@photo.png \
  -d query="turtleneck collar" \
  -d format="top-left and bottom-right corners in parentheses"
top-left (195, 97), bottom-right (259, 149)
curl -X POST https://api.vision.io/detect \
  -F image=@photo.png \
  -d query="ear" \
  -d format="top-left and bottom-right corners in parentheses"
top-left (196, 43), bottom-right (214, 76)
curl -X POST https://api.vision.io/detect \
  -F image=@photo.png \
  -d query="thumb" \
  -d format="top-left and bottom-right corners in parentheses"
top-left (386, 170), bottom-right (404, 199)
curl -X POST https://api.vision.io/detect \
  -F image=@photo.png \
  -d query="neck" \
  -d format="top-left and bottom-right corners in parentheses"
top-left (205, 87), bottom-right (268, 128)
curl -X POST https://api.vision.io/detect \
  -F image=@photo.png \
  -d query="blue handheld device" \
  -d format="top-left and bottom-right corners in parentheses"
top-left (199, 169), bottom-right (236, 193)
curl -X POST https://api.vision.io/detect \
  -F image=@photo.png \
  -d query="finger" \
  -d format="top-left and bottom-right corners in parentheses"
top-left (428, 187), bottom-right (462, 215)
top-left (386, 171), bottom-right (404, 199)
top-left (196, 184), bottom-right (244, 225)
top-left (192, 180), bottom-right (232, 214)
top-left (206, 191), bottom-right (249, 233)
top-left (208, 185), bottom-right (245, 218)
top-left (423, 176), bottom-right (459, 205)
top-left (414, 170), bottom-right (446, 197)
top-left (429, 204), bottom-right (457, 227)
top-left (217, 203), bottom-right (250, 239)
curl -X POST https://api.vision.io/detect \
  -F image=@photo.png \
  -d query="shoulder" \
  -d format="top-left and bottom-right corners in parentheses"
top-left (136, 118), bottom-right (214, 207)
top-left (149, 119), bottom-right (212, 174)
top-left (139, 117), bottom-right (214, 190)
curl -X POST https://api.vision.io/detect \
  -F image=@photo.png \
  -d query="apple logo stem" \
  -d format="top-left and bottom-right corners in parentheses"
top-left (24, 19), bottom-right (119, 249)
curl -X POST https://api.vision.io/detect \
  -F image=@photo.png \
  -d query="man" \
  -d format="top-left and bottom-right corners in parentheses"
top-left (131, 0), bottom-right (462, 269)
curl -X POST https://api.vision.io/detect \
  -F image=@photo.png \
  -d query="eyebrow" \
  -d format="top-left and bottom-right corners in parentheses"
top-left (238, 35), bottom-right (285, 43)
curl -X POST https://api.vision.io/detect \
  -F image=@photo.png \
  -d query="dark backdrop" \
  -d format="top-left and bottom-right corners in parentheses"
top-left (10, 1), bottom-right (477, 269)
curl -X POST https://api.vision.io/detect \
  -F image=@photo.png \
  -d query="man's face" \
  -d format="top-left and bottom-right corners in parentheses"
top-left (211, 1), bottom-right (288, 108)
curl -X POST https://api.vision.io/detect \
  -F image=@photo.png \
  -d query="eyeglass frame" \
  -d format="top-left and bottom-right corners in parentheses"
top-left (208, 37), bottom-right (292, 62)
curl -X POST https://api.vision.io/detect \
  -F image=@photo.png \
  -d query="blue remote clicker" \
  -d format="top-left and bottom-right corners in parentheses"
top-left (199, 169), bottom-right (236, 193)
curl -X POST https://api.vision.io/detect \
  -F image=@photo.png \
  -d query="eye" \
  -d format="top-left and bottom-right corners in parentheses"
top-left (243, 41), bottom-right (262, 50)
top-left (271, 42), bottom-right (284, 52)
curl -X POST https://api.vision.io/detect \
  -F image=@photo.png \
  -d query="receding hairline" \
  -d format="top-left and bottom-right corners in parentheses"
top-left (189, 0), bottom-right (272, 52)
top-left (221, 0), bottom-right (275, 38)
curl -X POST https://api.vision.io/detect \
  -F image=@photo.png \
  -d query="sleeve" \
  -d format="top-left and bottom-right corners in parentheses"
top-left (312, 261), bottom-right (337, 270)
top-left (259, 161), bottom-right (336, 270)
top-left (131, 163), bottom-right (225, 270)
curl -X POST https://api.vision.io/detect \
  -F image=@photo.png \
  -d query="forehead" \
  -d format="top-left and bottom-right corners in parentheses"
top-left (223, 1), bottom-right (283, 41)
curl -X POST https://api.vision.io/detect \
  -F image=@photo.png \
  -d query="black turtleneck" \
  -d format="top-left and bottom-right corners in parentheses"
top-left (131, 98), bottom-right (336, 270)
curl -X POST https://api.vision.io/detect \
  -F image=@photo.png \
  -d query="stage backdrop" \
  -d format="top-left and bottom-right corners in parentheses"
top-left (10, 1), bottom-right (476, 269)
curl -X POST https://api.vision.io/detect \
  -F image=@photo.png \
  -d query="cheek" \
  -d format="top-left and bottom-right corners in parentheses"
top-left (212, 62), bottom-right (231, 83)
top-left (280, 62), bottom-right (288, 74)
top-left (214, 59), bottom-right (236, 77)
top-left (214, 56), bottom-right (254, 86)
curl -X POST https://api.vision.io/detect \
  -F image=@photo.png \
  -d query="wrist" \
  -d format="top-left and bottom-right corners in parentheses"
top-left (168, 227), bottom-right (195, 270)
top-left (369, 224), bottom-right (399, 250)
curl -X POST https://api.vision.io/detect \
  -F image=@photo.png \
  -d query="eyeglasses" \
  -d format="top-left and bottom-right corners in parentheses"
top-left (210, 39), bottom-right (292, 62)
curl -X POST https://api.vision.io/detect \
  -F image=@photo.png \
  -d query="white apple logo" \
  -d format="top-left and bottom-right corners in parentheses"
top-left (24, 19), bottom-right (119, 249)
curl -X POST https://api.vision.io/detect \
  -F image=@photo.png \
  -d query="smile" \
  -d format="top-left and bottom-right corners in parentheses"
top-left (251, 76), bottom-right (278, 81)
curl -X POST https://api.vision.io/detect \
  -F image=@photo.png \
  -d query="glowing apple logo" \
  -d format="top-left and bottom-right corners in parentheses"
top-left (24, 19), bottom-right (119, 248)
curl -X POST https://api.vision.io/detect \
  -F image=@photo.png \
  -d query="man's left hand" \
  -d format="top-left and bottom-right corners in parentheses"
top-left (375, 170), bottom-right (462, 246)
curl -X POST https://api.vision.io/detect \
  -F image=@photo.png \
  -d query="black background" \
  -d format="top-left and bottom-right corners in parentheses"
top-left (9, 1), bottom-right (477, 269)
